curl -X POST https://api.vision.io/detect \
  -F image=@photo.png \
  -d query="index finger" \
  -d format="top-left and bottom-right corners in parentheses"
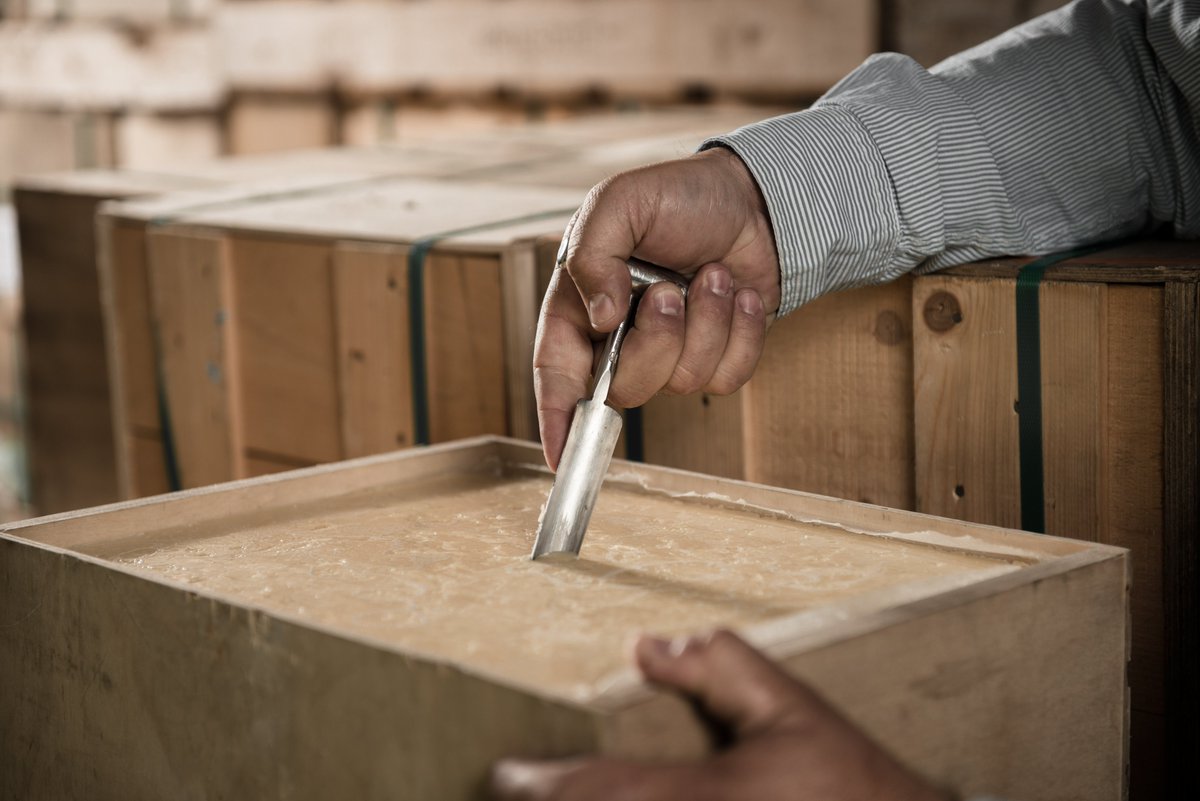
top-left (561, 177), bottom-right (643, 330)
top-left (533, 265), bottom-right (598, 471)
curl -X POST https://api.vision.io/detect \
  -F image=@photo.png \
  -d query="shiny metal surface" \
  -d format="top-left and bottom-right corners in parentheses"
top-left (531, 258), bottom-right (690, 560)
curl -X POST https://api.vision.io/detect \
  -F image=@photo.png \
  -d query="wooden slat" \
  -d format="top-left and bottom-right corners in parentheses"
top-left (127, 431), bottom-right (171, 499)
top-left (743, 278), bottom-right (915, 507)
top-left (146, 229), bottom-right (246, 488)
top-left (1163, 280), bottom-right (1199, 799)
top-left (423, 251), bottom-right (509, 442)
top-left (1041, 281), bottom-right (1106, 539)
top-left (1105, 286), bottom-right (1165, 720)
top-left (913, 275), bottom-right (1019, 524)
top-left (499, 244), bottom-right (541, 442)
top-left (332, 244), bottom-right (414, 457)
top-left (642, 391), bottom-right (746, 480)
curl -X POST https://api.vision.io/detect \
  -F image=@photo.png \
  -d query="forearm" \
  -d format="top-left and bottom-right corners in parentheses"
top-left (708, 0), bottom-right (1200, 314)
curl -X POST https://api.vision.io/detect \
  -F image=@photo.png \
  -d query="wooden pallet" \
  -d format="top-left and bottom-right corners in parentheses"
top-left (0, 436), bottom-right (1128, 801)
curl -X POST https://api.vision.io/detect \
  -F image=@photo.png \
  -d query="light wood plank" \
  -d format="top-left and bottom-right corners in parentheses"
top-left (332, 244), bottom-right (414, 457)
top-left (913, 275), bottom-right (1019, 525)
top-left (748, 277), bottom-right (914, 508)
top-left (229, 235), bottom-right (343, 465)
top-left (1041, 281), bottom-right (1106, 539)
top-left (146, 229), bottom-right (246, 488)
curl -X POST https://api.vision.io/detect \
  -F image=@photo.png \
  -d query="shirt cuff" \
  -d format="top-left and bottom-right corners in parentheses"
top-left (700, 105), bottom-right (900, 316)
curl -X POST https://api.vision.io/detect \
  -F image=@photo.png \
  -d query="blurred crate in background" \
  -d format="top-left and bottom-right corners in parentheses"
top-left (19, 106), bottom-right (766, 513)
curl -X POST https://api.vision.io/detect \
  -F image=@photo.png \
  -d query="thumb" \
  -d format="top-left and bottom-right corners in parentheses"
top-left (634, 630), bottom-right (834, 738)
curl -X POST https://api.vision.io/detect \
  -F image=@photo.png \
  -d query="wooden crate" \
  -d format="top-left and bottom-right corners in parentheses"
top-left (911, 240), bottom-right (1199, 799)
top-left (0, 437), bottom-right (1127, 801)
top-left (104, 178), bottom-right (581, 495)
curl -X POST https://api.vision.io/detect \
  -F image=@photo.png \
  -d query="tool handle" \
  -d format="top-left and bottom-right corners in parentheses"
top-left (589, 260), bottom-right (691, 405)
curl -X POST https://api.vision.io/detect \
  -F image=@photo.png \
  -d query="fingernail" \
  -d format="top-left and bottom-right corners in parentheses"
top-left (638, 635), bottom-right (673, 663)
top-left (587, 293), bottom-right (615, 325)
top-left (656, 287), bottom-right (684, 317)
top-left (737, 290), bottom-right (763, 315)
top-left (706, 269), bottom-right (731, 297)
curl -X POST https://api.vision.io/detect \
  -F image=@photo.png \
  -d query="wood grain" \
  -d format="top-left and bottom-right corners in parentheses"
top-left (1, 437), bottom-right (1126, 801)
top-left (332, 244), bottom-right (414, 457)
top-left (146, 229), bottom-right (246, 488)
top-left (1163, 280), bottom-right (1199, 799)
top-left (422, 251), bottom-right (509, 443)
top-left (229, 235), bottom-right (343, 465)
top-left (746, 278), bottom-right (915, 508)
top-left (914, 275), bottom-right (1019, 524)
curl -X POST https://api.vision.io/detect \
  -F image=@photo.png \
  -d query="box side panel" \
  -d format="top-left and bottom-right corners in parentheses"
top-left (17, 188), bottom-right (119, 513)
top-left (0, 537), bottom-right (598, 800)
top-left (601, 555), bottom-right (1128, 801)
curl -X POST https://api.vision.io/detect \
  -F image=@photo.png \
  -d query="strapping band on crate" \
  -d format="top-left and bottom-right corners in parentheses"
top-left (407, 208), bottom-right (577, 445)
top-left (1015, 240), bottom-right (1119, 533)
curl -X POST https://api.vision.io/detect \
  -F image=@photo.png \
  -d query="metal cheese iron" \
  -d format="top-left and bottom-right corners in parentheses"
top-left (531, 258), bottom-right (690, 560)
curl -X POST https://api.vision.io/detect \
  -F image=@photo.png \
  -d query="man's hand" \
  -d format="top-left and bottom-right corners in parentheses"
top-left (534, 148), bottom-right (781, 470)
top-left (489, 630), bottom-right (951, 801)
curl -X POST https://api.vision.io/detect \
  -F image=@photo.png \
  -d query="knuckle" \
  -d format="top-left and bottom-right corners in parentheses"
top-left (666, 361), bottom-right (709, 396)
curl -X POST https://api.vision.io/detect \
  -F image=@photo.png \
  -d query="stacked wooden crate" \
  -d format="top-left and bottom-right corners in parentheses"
top-left (0, 8), bottom-right (223, 187)
top-left (100, 175), bottom-right (580, 497)
top-left (218, 0), bottom-right (878, 148)
top-left (79, 107), bottom-right (772, 501)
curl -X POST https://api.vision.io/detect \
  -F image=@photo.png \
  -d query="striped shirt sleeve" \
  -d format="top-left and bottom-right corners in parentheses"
top-left (704, 0), bottom-right (1200, 315)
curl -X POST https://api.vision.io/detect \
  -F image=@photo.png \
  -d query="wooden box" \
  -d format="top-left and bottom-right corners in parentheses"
top-left (640, 276), bottom-right (916, 510)
top-left (102, 177), bottom-right (582, 496)
top-left (20, 148), bottom-right (487, 514)
top-left (0, 437), bottom-right (1128, 801)
top-left (911, 240), bottom-right (1199, 798)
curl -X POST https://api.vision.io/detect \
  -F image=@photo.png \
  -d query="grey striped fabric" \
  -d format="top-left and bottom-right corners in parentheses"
top-left (705, 0), bottom-right (1200, 315)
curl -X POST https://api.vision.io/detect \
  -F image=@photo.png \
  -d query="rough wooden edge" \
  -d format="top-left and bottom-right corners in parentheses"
top-left (94, 211), bottom-right (137, 499)
top-left (939, 257), bottom-right (1200, 283)
top-left (1163, 281), bottom-right (1199, 797)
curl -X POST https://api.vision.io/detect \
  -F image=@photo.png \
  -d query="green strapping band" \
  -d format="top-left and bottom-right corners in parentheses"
top-left (1015, 240), bottom-right (1119, 533)
top-left (405, 207), bottom-right (577, 445)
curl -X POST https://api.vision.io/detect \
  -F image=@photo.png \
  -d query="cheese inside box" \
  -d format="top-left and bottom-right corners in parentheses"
top-left (1, 438), bottom-right (1127, 801)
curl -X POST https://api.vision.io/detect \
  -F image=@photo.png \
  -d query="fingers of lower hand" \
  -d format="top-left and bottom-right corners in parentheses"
top-left (635, 630), bottom-right (827, 739)
top-left (490, 758), bottom-right (703, 801)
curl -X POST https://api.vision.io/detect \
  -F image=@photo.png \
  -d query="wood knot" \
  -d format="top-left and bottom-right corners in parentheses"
top-left (923, 291), bottom-right (963, 332)
top-left (873, 310), bottom-right (905, 346)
